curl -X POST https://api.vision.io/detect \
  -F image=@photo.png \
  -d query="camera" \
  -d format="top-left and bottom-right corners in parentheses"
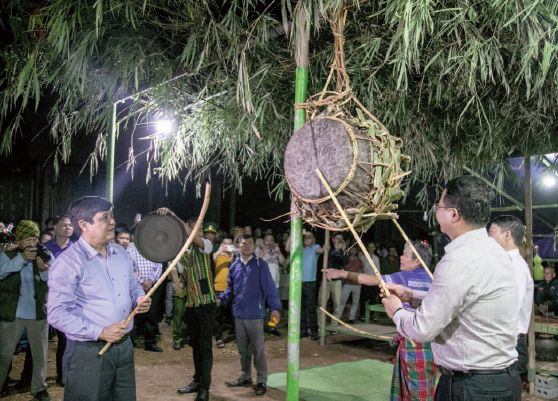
top-left (36, 244), bottom-right (51, 264)
top-left (18, 243), bottom-right (51, 263)
top-left (0, 231), bottom-right (15, 244)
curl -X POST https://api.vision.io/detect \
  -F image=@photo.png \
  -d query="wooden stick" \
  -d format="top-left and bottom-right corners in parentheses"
top-left (99, 183), bottom-right (211, 355)
top-left (315, 168), bottom-right (389, 297)
top-left (391, 219), bottom-right (433, 280)
top-left (318, 307), bottom-right (392, 341)
top-left (320, 230), bottom-right (330, 346)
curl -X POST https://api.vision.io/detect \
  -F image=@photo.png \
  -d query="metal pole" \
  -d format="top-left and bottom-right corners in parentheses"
top-left (464, 166), bottom-right (555, 230)
top-left (287, 9), bottom-right (309, 399)
top-left (320, 230), bottom-right (330, 346)
top-left (106, 103), bottom-right (117, 202)
top-left (525, 157), bottom-right (536, 396)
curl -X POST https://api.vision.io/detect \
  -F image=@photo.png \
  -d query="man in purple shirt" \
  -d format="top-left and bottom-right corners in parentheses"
top-left (42, 214), bottom-right (74, 386)
top-left (42, 215), bottom-right (74, 258)
top-left (47, 196), bottom-right (151, 401)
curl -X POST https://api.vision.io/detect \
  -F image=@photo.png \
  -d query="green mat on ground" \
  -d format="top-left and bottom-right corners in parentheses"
top-left (267, 359), bottom-right (393, 401)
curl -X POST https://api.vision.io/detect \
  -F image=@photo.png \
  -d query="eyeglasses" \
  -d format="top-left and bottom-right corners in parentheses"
top-left (433, 203), bottom-right (457, 213)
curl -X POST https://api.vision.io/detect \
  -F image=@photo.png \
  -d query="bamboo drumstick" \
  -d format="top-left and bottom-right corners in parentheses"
top-left (315, 169), bottom-right (390, 298)
top-left (99, 182), bottom-right (211, 355)
top-left (391, 219), bottom-right (433, 280)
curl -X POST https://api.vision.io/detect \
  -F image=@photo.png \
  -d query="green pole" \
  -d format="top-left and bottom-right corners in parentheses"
top-left (287, 8), bottom-right (309, 395)
top-left (106, 103), bottom-right (117, 202)
top-left (287, 66), bottom-right (307, 401)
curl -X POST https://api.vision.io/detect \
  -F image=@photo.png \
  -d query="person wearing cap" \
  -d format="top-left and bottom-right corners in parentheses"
top-left (0, 221), bottom-right (53, 401)
top-left (203, 222), bottom-right (219, 277)
top-left (203, 222), bottom-right (218, 242)
top-left (47, 196), bottom-right (151, 401)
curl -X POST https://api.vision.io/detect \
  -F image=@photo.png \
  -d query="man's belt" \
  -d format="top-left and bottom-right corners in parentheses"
top-left (91, 333), bottom-right (130, 346)
top-left (438, 365), bottom-right (514, 377)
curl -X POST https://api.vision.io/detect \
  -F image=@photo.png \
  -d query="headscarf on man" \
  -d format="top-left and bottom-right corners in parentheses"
top-left (15, 220), bottom-right (40, 241)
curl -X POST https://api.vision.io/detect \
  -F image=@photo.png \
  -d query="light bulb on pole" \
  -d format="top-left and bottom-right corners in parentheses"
top-left (543, 175), bottom-right (556, 188)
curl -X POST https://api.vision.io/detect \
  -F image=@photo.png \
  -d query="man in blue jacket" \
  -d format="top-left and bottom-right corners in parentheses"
top-left (217, 234), bottom-right (281, 397)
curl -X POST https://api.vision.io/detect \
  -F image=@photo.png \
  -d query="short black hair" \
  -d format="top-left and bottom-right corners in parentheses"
top-left (487, 215), bottom-right (525, 246)
top-left (68, 196), bottom-right (112, 236)
top-left (44, 217), bottom-right (54, 226)
top-left (40, 230), bottom-right (53, 239)
top-left (115, 226), bottom-right (131, 236)
top-left (405, 240), bottom-right (433, 267)
top-left (52, 214), bottom-right (71, 226)
top-left (443, 176), bottom-right (494, 227)
top-left (544, 265), bottom-right (556, 274)
top-left (240, 234), bottom-right (255, 242)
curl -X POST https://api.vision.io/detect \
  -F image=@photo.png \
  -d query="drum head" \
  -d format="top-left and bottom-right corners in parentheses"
top-left (134, 213), bottom-right (187, 263)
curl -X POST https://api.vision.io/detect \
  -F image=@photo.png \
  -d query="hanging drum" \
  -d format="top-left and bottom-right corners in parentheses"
top-left (134, 212), bottom-right (187, 263)
top-left (284, 111), bottom-right (410, 232)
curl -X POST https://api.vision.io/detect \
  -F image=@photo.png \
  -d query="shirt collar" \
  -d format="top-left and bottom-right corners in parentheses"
top-left (507, 248), bottom-right (520, 256)
top-left (240, 254), bottom-right (255, 264)
top-left (444, 227), bottom-right (487, 254)
top-left (78, 236), bottom-right (117, 260)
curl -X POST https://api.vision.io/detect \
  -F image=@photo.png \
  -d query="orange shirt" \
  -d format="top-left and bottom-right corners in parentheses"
top-left (214, 254), bottom-right (233, 291)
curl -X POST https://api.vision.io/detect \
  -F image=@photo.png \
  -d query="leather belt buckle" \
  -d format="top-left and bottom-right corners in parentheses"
top-left (438, 366), bottom-right (470, 377)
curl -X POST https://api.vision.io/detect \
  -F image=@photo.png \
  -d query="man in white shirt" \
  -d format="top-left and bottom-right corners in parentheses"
top-left (383, 176), bottom-right (521, 401)
top-left (488, 215), bottom-right (534, 379)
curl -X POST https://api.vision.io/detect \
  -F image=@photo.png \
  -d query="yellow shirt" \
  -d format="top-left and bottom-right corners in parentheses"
top-left (214, 254), bottom-right (233, 291)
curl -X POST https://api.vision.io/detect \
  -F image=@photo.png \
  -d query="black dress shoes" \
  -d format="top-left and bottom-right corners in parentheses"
top-left (255, 383), bottom-right (267, 396)
top-left (194, 389), bottom-right (209, 401)
top-left (225, 377), bottom-right (253, 387)
top-left (33, 390), bottom-right (51, 401)
top-left (177, 381), bottom-right (200, 394)
top-left (144, 344), bottom-right (163, 352)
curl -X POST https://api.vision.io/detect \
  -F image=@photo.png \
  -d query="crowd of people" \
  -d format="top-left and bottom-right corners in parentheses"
top-left (1, 177), bottom-right (557, 401)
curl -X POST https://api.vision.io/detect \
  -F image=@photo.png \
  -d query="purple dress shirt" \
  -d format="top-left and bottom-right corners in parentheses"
top-left (47, 236), bottom-right (145, 341)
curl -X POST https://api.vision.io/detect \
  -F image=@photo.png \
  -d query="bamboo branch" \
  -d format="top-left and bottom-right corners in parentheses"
top-left (318, 307), bottom-right (392, 341)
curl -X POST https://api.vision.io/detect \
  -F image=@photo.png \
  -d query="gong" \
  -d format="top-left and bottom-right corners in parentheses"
top-left (134, 213), bottom-right (187, 263)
